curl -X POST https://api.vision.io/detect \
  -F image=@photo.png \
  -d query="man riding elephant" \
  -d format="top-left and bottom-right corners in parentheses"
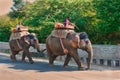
top-left (53, 17), bottom-right (76, 54)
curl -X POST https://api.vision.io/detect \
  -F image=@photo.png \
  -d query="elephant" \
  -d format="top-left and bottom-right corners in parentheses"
top-left (46, 32), bottom-right (93, 70)
top-left (9, 33), bottom-right (40, 64)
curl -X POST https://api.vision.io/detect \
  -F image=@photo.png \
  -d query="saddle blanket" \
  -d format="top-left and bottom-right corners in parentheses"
top-left (9, 31), bottom-right (29, 41)
top-left (50, 30), bottom-right (74, 38)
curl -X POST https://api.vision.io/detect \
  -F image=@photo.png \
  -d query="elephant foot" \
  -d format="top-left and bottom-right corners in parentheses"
top-left (78, 67), bottom-right (85, 71)
top-left (63, 65), bottom-right (69, 68)
top-left (10, 55), bottom-right (13, 59)
top-left (22, 60), bottom-right (26, 63)
top-left (85, 68), bottom-right (90, 70)
top-left (49, 64), bottom-right (54, 66)
top-left (30, 61), bottom-right (34, 64)
top-left (11, 59), bottom-right (17, 62)
top-left (10, 55), bottom-right (17, 62)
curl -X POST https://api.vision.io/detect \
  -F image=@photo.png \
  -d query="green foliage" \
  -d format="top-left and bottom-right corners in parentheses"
top-left (93, 0), bottom-right (120, 44)
top-left (0, 26), bottom-right (11, 42)
top-left (38, 22), bottom-right (54, 43)
top-left (0, 16), bottom-right (11, 42)
top-left (22, 0), bottom-right (95, 43)
top-left (9, 10), bottom-right (26, 19)
top-left (1, 0), bottom-right (120, 44)
top-left (8, 0), bottom-right (26, 19)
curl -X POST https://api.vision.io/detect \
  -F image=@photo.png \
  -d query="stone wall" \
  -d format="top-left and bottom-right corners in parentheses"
top-left (0, 42), bottom-right (120, 67)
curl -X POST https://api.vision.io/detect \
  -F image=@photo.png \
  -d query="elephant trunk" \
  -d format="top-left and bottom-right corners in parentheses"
top-left (36, 45), bottom-right (41, 53)
top-left (87, 50), bottom-right (93, 70)
top-left (86, 41), bottom-right (93, 70)
top-left (34, 40), bottom-right (41, 53)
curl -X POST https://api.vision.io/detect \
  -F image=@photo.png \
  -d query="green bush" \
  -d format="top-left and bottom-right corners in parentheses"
top-left (1, 0), bottom-right (120, 44)
top-left (0, 16), bottom-right (11, 42)
top-left (22, 0), bottom-right (95, 43)
top-left (93, 0), bottom-right (120, 44)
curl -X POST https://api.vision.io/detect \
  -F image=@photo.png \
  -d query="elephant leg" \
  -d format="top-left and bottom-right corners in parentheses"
top-left (10, 54), bottom-right (16, 62)
top-left (23, 50), bottom-right (34, 64)
top-left (49, 55), bottom-right (57, 66)
top-left (22, 51), bottom-right (26, 62)
top-left (27, 53), bottom-right (34, 64)
top-left (10, 51), bottom-right (18, 62)
top-left (72, 54), bottom-right (84, 70)
top-left (63, 54), bottom-right (71, 68)
top-left (46, 45), bottom-right (57, 66)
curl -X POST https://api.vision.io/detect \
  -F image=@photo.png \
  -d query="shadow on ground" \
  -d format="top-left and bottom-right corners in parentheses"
top-left (0, 53), bottom-right (119, 72)
top-left (0, 53), bottom-right (78, 72)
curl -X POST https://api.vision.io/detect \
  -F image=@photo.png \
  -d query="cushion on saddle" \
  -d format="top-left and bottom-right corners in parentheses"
top-left (9, 31), bottom-right (29, 41)
top-left (66, 25), bottom-right (75, 29)
top-left (54, 22), bottom-right (74, 29)
top-left (54, 22), bottom-right (64, 29)
top-left (12, 26), bottom-right (28, 33)
top-left (9, 26), bottom-right (29, 41)
top-left (50, 30), bottom-right (74, 38)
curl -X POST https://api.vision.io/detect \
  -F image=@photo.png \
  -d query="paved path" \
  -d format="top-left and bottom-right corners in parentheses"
top-left (0, 53), bottom-right (120, 80)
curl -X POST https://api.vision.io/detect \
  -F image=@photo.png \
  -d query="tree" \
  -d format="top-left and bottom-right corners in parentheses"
top-left (22, 0), bottom-right (96, 43)
top-left (8, 0), bottom-right (27, 19)
top-left (93, 0), bottom-right (120, 44)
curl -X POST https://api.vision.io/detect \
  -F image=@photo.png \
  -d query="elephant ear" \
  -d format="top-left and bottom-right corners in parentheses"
top-left (70, 34), bottom-right (80, 48)
top-left (67, 33), bottom-right (79, 42)
top-left (72, 35), bottom-right (79, 42)
top-left (21, 34), bottom-right (36, 45)
top-left (24, 35), bottom-right (31, 44)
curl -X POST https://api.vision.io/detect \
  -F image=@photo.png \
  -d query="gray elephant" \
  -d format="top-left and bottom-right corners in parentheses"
top-left (9, 33), bottom-right (40, 64)
top-left (46, 32), bottom-right (93, 70)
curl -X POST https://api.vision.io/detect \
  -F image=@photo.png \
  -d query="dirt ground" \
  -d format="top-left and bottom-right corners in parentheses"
top-left (0, 65), bottom-right (120, 80)
top-left (0, 53), bottom-right (120, 80)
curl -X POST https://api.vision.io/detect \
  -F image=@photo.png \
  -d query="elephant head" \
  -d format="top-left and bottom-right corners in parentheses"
top-left (25, 33), bottom-right (40, 52)
top-left (70, 32), bottom-right (93, 69)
